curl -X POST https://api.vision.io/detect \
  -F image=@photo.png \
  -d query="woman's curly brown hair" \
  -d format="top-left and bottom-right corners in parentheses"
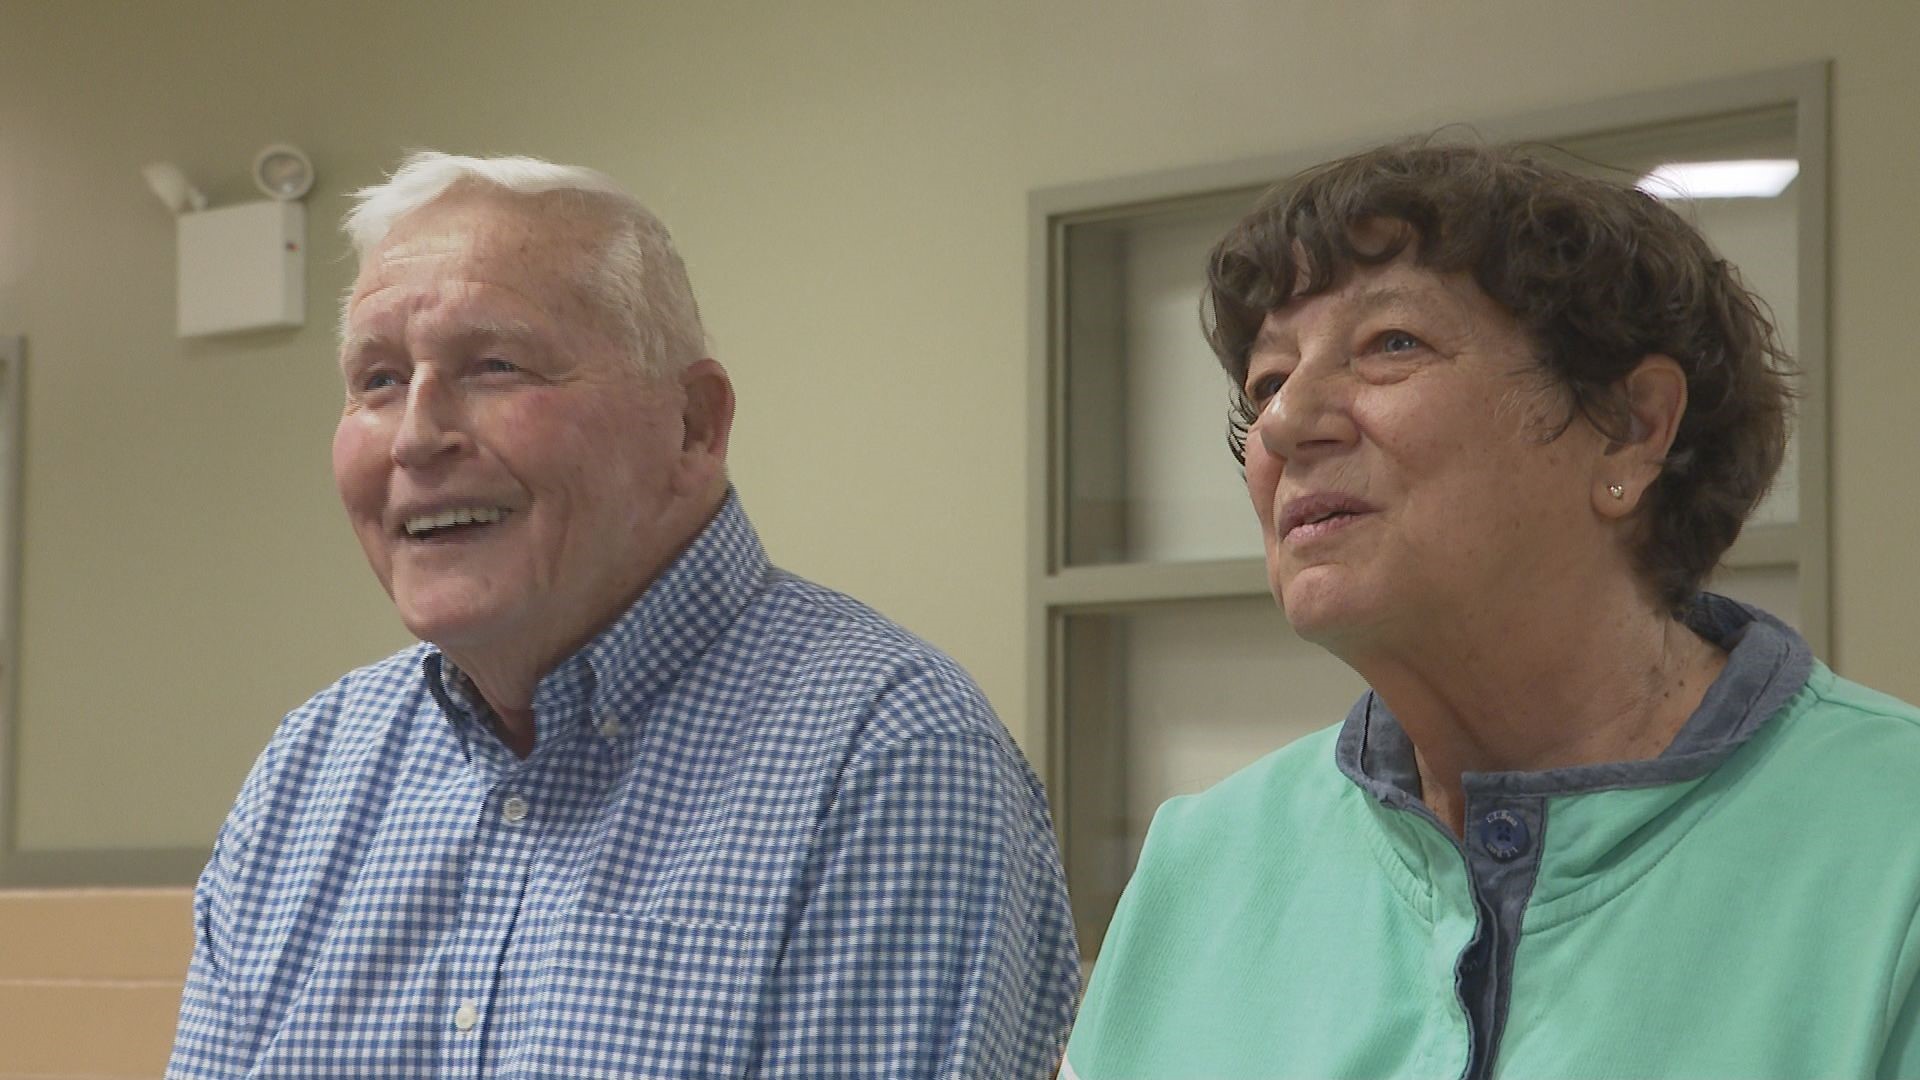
top-left (1204, 138), bottom-right (1795, 613)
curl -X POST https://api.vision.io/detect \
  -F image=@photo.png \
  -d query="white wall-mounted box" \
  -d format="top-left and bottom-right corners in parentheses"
top-left (176, 200), bottom-right (305, 336)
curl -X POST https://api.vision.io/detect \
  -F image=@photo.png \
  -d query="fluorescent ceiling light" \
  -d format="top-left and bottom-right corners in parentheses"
top-left (1636, 159), bottom-right (1799, 200)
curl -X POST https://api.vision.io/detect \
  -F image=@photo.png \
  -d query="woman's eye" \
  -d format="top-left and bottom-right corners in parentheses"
top-left (1378, 329), bottom-right (1425, 354)
top-left (1246, 371), bottom-right (1287, 404)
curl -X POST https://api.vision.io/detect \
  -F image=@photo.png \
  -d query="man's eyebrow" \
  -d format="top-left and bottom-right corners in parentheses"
top-left (339, 319), bottom-right (538, 362)
top-left (338, 330), bottom-right (391, 364)
top-left (460, 319), bottom-right (539, 346)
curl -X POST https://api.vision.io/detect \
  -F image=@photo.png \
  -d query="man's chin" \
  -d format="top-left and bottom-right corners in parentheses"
top-left (394, 599), bottom-right (511, 653)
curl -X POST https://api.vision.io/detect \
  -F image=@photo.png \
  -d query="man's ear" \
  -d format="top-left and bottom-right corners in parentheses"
top-left (674, 357), bottom-right (735, 495)
top-left (1595, 354), bottom-right (1686, 519)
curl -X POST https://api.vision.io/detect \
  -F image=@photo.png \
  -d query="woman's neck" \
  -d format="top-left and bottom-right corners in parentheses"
top-left (1337, 583), bottom-right (1727, 837)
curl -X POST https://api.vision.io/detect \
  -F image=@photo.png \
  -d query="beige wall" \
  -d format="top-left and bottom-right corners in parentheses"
top-left (1, 0), bottom-right (1916, 1072)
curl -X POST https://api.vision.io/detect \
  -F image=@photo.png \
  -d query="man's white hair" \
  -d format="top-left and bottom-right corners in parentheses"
top-left (341, 151), bottom-right (706, 375)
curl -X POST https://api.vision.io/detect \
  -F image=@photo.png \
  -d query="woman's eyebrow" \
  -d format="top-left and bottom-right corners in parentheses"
top-left (1348, 283), bottom-right (1476, 343)
top-left (1256, 283), bottom-right (1438, 355)
top-left (1251, 320), bottom-right (1295, 358)
top-left (1345, 283), bottom-right (1436, 316)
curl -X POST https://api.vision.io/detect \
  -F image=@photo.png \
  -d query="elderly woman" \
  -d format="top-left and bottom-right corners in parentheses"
top-left (1060, 142), bottom-right (1920, 1080)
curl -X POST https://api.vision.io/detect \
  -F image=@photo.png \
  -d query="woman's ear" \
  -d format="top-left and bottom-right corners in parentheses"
top-left (1595, 354), bottom-right (1686, 519)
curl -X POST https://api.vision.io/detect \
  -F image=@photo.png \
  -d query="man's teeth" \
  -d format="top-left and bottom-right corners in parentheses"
top-left (403, 507), bottom-right (506, 537)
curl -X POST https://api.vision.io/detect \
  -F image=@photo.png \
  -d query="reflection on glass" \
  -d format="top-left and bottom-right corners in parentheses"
top-left (1637, 159), bottom-right (1799, 200)
top-left (1062, 193), bottom-right (1262, 567)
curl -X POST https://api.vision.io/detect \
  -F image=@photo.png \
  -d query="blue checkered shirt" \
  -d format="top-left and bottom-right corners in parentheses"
top-left (167, 494), bottom-right (1079, 1078)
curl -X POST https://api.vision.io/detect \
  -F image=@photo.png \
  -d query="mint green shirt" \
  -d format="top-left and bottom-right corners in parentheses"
top-left (1064, 600), bottom-right (1920, 1079)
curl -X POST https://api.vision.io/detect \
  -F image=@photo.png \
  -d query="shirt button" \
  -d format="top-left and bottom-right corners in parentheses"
top-left (501, 795), bottom-right (530, 824)
top-left (1475, 808), bottom-right (1531, 862)
top-left (452, 999), bottom-right (479, 1032)
top-left (597, 713), bottom-right (623, 739)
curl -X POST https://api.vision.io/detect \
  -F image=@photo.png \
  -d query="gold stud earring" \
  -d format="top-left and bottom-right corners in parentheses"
top-left (1608, 484), bottom-right (1626, 500)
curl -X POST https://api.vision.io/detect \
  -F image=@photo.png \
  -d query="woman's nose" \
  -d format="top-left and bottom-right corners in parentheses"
top-left (1253, 366), bottom-right (1353, 464)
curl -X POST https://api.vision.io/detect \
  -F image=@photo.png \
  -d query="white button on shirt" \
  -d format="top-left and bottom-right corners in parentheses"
top-left (453, 999), bottom-right (479, 1032)
top-left (597, 714), bottom-right (623, 739)
top-left (501, 796), bottom-right (529, 824)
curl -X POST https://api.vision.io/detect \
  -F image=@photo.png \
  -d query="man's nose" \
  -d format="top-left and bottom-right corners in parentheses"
top-left (1253, 363), bottom-right (1354, 464)
top-left (391, 375), bottom-right (470, 467)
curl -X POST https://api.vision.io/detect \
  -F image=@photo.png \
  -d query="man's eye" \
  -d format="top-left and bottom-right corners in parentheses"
top-left (477, 357), bottom-right (519, 374)
top-left (360, 371), bottom-right (402, 392)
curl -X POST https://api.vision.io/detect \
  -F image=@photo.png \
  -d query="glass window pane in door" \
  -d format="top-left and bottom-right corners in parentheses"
top-left (1061, 193), bottom-right (1265, 567)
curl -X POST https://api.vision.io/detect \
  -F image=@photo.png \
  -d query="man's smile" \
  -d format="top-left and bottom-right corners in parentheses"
top-left (398, 505), bottom-right (513, 541)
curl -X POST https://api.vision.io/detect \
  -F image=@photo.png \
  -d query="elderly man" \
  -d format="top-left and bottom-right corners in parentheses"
top-left (167, 152), bottom-right (1078, 1079)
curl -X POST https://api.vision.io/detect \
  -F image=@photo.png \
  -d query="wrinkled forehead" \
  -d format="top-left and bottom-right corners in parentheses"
top-left (1255, 253), bottom-right (1497, 351)
top-left (350, 189), bottom-right (602, 300)
top-left (1273, 244), bottom-right (1436, 313)
top-left (341, 192), bottom-right (618, 349)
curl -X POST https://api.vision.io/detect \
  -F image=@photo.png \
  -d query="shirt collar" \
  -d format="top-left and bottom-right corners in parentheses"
top-left (1335, 592), bottom-right (1815, 807)
top-left (421, 489), bottom-right (769, 738)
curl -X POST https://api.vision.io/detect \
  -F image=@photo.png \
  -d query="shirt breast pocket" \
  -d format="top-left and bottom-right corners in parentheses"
top-left (522, 909), bottom-right (772, 1079)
